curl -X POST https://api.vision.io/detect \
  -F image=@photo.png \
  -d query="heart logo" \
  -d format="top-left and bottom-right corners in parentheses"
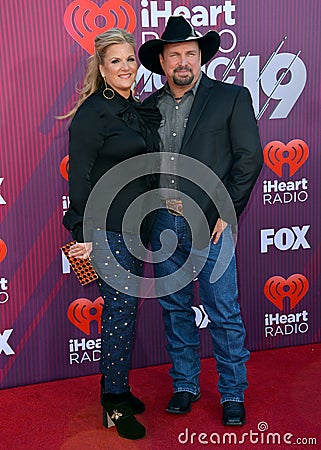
top-left (68, 297), bottom-right (104, 335)
top-left (60, 155), bottom-right (69, 181)
top-left (0, 239), bottom-right (7, 263)
top-left (264, 274), bottom-right (309, 310)
top-left (263, 139), bottom-right (309, 177)
top-left (64, 0), bottom-right (137, 54)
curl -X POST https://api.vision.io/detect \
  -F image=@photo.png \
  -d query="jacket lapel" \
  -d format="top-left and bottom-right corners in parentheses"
top-left (181, 74), bottom-right (216, 150)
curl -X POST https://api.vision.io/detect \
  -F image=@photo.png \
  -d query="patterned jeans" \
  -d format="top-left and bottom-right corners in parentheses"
top-left (91, 229), bottom-right (143, 394)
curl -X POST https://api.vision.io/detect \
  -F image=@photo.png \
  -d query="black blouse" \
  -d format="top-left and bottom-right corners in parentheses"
top-left (63, 89), bottom-right (160, 242)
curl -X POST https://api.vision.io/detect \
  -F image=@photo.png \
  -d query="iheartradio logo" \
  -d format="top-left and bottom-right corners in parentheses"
top-left (60, 155), bottom-right (69, 181)
top-left (263, 139), bottom-right (309, 177)
top-left (264, 274), bottom-right (309, 311)
top-left (64, 0), bottom-right (137, 54)
top-left (0, 239), bottom-right (7, 264)
top-left (68, 297), bottom-right (104, 335)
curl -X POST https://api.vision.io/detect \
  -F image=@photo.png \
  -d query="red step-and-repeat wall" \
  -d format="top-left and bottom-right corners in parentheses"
top-left (1, 0), bottom-right (320, 389)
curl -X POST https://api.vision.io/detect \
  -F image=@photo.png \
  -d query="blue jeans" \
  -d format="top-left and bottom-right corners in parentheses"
top-left (151, 209), bottom-right (249, 403)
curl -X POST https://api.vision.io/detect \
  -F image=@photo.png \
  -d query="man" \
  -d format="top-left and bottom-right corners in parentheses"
top-left (139, 16), bottom-right (263, 425)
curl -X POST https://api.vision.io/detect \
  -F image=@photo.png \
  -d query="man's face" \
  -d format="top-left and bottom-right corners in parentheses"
top-left (160, 40), bottom-right (201, 88)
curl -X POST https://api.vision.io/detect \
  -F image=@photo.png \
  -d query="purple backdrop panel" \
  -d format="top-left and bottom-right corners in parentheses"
top-left (0, 0), bottom-right (320, 389)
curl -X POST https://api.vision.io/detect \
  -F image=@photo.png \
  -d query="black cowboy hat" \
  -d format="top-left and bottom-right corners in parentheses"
top-left (138, 16), bottom-right (220, 75)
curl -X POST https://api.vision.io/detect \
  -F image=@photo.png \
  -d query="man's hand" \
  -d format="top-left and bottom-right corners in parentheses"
top-left (211, 218), bottom-right (228, 244)
top-left (69, 242), bottom-right (93, 259)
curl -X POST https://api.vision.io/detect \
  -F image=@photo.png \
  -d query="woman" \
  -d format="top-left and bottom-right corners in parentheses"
top-left (62, 28), bottom-right (159, 440)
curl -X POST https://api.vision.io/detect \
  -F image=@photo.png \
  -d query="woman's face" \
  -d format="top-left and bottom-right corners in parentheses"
top-left (99, 42), bottom-right (138, 98)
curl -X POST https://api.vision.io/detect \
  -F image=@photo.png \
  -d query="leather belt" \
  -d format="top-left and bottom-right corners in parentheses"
top-left (163, 199), bottom-right (184, 216)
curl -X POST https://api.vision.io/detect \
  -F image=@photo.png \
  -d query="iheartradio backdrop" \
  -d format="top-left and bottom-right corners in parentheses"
top-left (1, 0), bottom-right (320, 389)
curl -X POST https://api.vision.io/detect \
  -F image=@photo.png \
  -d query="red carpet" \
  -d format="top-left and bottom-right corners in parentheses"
top-left (1, 344), bottom-right (320, 449)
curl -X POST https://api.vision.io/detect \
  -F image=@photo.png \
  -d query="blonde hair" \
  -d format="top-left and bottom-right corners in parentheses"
top-left (61, 28), bottom-right (136, 119)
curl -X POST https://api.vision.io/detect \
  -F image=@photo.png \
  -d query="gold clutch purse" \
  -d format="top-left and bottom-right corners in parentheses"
top-left (61, 240), bottom-right (98, 286)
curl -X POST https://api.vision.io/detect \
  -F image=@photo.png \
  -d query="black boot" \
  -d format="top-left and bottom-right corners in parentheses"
top-left (101, 392), bottom-right (146, 440)
top-left (100, 375), bottom-right (145, 414)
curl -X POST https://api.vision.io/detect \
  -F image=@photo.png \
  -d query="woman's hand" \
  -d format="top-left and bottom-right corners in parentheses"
top-left (69, 242), bottom-right (93, 259)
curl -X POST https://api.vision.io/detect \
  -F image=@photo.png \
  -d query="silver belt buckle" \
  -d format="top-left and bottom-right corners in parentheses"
top-left (165, 199), bottom-right (183, 216)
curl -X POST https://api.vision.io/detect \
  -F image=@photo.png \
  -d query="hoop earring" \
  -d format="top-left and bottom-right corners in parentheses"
top-left (103, 76), bottom-right (115, 100)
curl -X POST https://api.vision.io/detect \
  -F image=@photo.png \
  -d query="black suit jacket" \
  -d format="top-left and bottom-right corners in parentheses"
top-left (143, 73), bottom-right (263, 247)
